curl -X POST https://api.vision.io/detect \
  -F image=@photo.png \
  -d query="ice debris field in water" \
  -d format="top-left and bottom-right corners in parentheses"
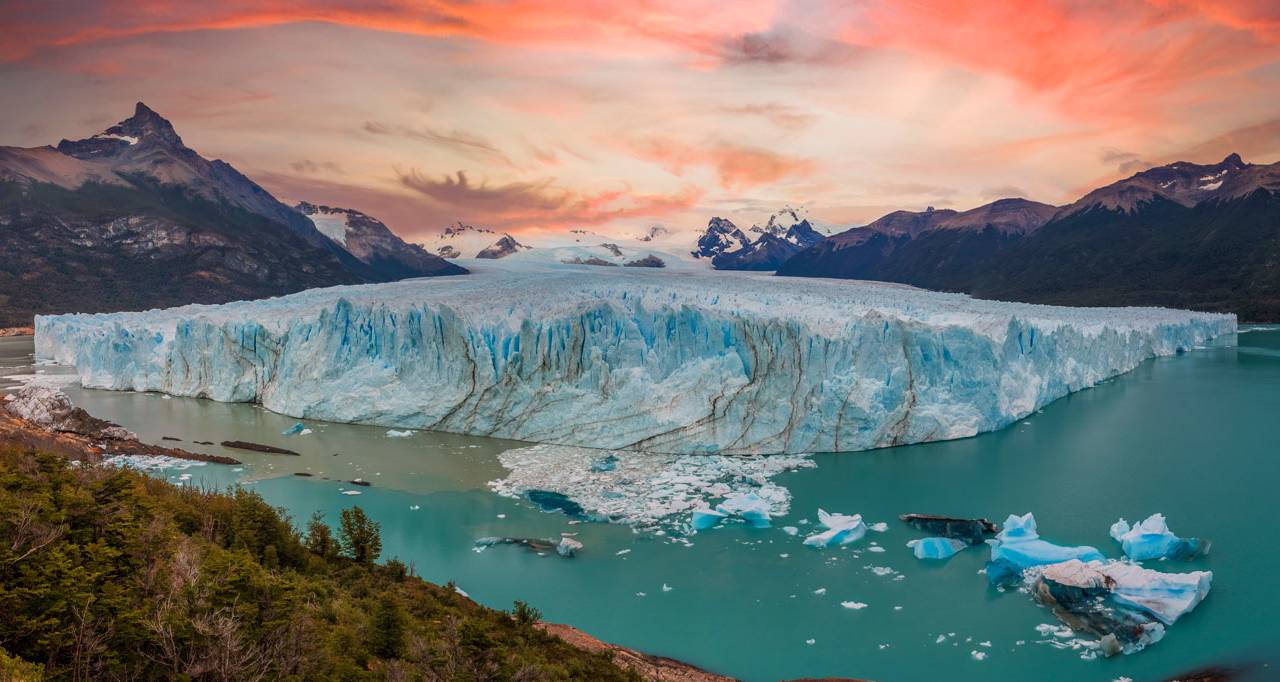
top-left (34, 263), bottom-right (1235, 455)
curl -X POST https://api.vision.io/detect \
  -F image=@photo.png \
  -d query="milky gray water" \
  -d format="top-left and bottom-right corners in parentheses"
top-left (4, 330), bottom-right (1278, 681)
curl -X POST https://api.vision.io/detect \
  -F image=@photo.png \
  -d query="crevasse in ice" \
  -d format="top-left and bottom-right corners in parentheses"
top-left (34, 265), bottom-right (1236, 455)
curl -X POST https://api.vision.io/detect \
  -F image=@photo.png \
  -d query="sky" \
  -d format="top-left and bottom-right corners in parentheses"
top-left (2, 0), bottom-right (1279, 240)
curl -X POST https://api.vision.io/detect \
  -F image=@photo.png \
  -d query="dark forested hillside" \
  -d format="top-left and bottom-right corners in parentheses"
top-left (0, 447), bottom-right (641, 681)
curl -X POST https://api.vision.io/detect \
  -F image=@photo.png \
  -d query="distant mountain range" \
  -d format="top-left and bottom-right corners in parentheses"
top-left (692, 207), bottom-right (826, 270)
top-left (0, 103), bottom-right (462, 326)
top-left (779, 154), bottom-right (1280, 321)
top-left (424, 222), bottom-right (533, 260)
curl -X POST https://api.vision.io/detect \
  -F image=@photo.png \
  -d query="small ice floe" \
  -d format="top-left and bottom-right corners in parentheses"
top-left (907, 537), bottom-right (967, 560)
top-left (782, 526), bottom-right (799, 536)
top-left (556, 536), bottom-right (583, 557)
top-left (716, 492), bottom-right (773, 528)
top-left (1109, 513), bottom-right (1209, 561)
top-left (386, 429), bottom-right (414, 438)
top-left (813, 587), bottom-right (827, 595)
top-left (161, 394), bottom-right (172, 400)
top-left (496, 513), bottom-right (507, 519)
top-left (970, 650), bottom-right (987, 661)
top-left (409, 504), bottom-right (421, 510)
top-left (636, 592), bottom-right (647, 597)
top-left (841, 601), bottom-right (868, 610)
top-left (281, 422), bottom-right (307, 436)
top-left (803, 509), bottom-right (868, 548)
top-left (805, 639), bottom-right (815, 645)
top-left (985, 513), bottom-right (1103, 585)
top-left (868, 545), bottom-right (886, 553)
top-left (868, 522), bottom-right (888, 532)
top-left (691, 505), bottom-right (728, 530)
top-left (616, 549), bottom-right (631, 556)
top-left (662, 583), bottom-right (673, 592)
top-left (1029, 559), bottom-right (1212, 656)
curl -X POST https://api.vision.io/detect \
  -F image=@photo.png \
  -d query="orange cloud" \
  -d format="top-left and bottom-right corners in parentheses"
top-left (0, 0), bottom-right (775, 61)
top-left (845, 0), bottom-right (1279, 123)
top-left (395, 168), bottom-right (703, 230)
top-left (627, 138), bottom-right (814, 190)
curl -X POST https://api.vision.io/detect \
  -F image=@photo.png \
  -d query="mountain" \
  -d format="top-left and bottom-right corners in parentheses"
top-left (690, 217), bottom-right (751, 259)
top-left (294, 202), bottom-right (464, 279)
top-left (778, 155), bottom-right (1280, 321)
top-left (476, 235), bottom-right (532, 259)
top-left (425, 222), bottom-right (531, 259)
top-left (0, 102), bottom-right (463, 326)
top-left (706, 209), bottom-right (826, 270)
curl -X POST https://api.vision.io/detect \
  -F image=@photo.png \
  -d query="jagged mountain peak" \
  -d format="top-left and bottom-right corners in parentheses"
top-left (57, 102), bottom-right (187, 158)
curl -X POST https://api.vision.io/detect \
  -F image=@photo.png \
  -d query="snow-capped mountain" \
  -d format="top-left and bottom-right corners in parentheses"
top-left (691, 217), bottom-right (751, 259)
top-left (779, 154), bottom-right (1280, 321)
top-left (294, 202), bottom-right (459, 278)
top-left (425, 223), bottom-right (532, 259)
top-left (700, 208), bottom-right (826, 270)
top-left (476, 235), bottom-right (532, 259)
top-left (0, 102), bottom-right (463, 326)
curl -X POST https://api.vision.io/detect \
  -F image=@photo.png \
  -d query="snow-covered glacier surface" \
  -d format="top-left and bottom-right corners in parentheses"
top-left (34, 263), bottom-right (1236, 455)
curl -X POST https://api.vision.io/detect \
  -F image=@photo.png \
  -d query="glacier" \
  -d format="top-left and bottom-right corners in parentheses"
top-left (34, 262), bottom-right (1236, 455)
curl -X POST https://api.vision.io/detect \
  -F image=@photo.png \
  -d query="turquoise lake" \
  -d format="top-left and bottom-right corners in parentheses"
top-left (4, 329), bottom-right (1278, 682)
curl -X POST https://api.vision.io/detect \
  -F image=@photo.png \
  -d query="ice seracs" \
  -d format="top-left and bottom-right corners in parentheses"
top-left (803, 509), bottom-right (868, 547)
top-left (35, 263), bottom-right (1235, 456)
top-left (1109, 513), bottom-right (1209, 561)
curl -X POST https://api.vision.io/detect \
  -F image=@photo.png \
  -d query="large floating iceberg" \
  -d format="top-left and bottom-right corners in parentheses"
top-left (35, 263), bottom-right (1235, 454)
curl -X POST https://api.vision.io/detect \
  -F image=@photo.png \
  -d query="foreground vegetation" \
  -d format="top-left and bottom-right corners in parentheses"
top-left (0, 446), bottom-right (641, 681)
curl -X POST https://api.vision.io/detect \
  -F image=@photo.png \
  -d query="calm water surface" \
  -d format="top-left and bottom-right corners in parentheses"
top-left (4, 330), bottom-right (1278, 682)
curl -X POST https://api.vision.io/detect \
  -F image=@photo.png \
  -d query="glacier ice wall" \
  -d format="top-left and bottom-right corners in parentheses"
top-left (34, 266), bottom-right (1236, 455)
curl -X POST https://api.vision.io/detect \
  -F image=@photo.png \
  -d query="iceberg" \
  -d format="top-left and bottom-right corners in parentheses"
top-left (803, 509), bottom-right (868, 547)
top-left (281, 422), bottom-right (307, 436)
top-left (908, 537), bottom-right (967, 560)
top-left (34, 265), bottom-right (1235, 456)
top-left (691, 505), bottom-right (728, 530)
top-left (717, 492), bottom-right (773, 528)
top-left (556, 536), bottom-right (583, 557)
top-left (1110, 514), bottom-right (1209, 561)
top-left (1032, 559), bottom-right (1212, 655)
top-left (988, 513), bottom-right (1104, 570)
